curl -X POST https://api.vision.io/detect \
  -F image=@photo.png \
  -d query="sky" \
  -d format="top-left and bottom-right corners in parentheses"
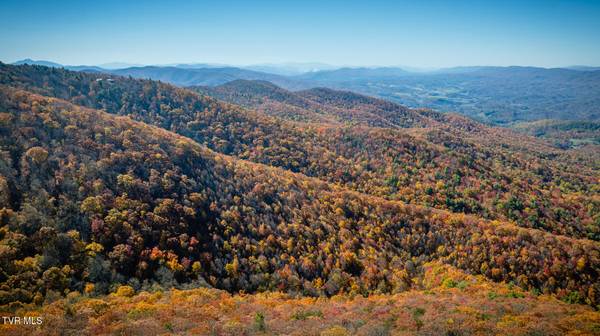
top-left (1, 0), bottom-right (599, 68)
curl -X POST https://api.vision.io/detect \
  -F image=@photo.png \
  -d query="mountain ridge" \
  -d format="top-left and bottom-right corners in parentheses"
top-left (1, 86), bottom-right (598, 305)
top-left (0, 63), bottom-right (598, 314)
top-left (1, 63), bottom-right (597, 241)
top-left (7, 60), bottom-right (600, 124)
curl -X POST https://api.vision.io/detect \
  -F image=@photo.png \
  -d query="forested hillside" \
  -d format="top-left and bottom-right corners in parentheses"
top-left (0, 64), bottom-right (599, 336)
top-left (2, 64), bottom-right (597, 242)
top-left (194, 79), bottom-right (433, 127)
top-left (4, 263), bottom-right (600, 335)
top-left (0, 86), bottom-right (598, 306)
top-left (512, 119), bottom-right (600, 149)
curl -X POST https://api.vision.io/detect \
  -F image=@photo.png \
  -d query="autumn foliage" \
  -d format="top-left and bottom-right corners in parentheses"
top-left (0, 63), bottom-right (598, 333)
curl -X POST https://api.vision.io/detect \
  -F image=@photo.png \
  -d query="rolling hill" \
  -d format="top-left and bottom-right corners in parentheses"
top-left (193, 79), bottom-right (433, 127)
top-left (0, 63), bottom-right (599, 334)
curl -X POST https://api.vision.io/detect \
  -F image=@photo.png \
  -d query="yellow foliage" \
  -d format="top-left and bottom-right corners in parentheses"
top-left (67, 230), bottom-right (80, 240)
top-left (115, 285), bottom-right (135, 298)
top-left (576, 257), bottom-right (586, 272)
top-left (25, 146), bottom-right (48, 164)
top-left (128, 301), bottom-right (158, 319)
top-left (14, 256), bottom-right (39, 271)
top-left (84, 283), bottom-right (95, 294)
top-left (192, 261), bottom-right (202, 273)
top-left (85, 242), bottom-right (104, 256)
top-left (166, 258), bottom-right (184, 271)
top-left (320, 325), bottom-right (349, 336)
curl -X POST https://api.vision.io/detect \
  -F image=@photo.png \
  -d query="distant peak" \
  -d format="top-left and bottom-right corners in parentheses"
top-left (12, 59), bottom-right (63, 68)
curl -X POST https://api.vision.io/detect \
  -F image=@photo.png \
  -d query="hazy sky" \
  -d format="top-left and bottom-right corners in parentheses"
top-left (1, 0), bottom-right (599, 67)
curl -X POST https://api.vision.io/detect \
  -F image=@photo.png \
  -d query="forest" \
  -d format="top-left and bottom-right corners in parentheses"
top-left (0, 63), bottom-right (598, 335)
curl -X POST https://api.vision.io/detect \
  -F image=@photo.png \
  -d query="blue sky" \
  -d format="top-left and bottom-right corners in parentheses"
top-left (1, 0), bottom-right (599, 67)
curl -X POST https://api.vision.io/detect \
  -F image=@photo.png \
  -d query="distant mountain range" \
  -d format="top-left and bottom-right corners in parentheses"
top-left (294, 66), bottom-right (600, 124)
top-left (10, 59), bottom-right (307, 88)
top-left (98, 62), bottom-right (144, 69)
top-left (111, 65), bottom-right (302, 88)
top-left (9, 59), bottom-right (600, 124)
top-left (566, 65), bottom-right (600, 71)
top-left (12, 58), bottom-right (63, 68)
top-left (244, 62), bottom-right (338, 75)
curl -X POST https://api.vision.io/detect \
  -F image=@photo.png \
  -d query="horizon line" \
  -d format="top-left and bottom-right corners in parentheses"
top-left (4, 58), bottom-right (600, 71)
